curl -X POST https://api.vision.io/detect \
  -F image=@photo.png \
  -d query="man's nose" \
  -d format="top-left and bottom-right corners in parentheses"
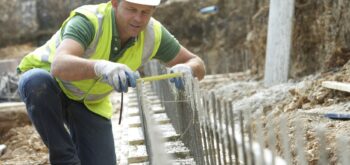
top-left (134, 13), bottom-right (143, 23)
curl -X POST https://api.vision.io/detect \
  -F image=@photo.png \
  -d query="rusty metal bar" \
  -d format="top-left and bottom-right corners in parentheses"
top-left (267, 116), bottom-right (276, 165)
top-left (280, 114), bottom-right (291, 164)
top-left (336, 135), bottom-right (350, 164)
top-left (316, 125), bottom-right (328, 165)
top-left (230, 102), bottom-right (240, 165)
top-left (217, 99), bottom-right (227, 164)
top-left (296, 119), bottom-right (307, 165)
top-left (201, 120), bottom-right (210, 165)
top-left (247, 113), bottom-right (255, 165)
top-left (214, 95), bottom-right (221, 165)
top-left (255, 114), bottom-right (266, 165)
top-left (224, 101), bottom-right (233, 164)
top-left (199, 94), bottom-right (210, 165)
top-left (206, 95), bottom-right (216, 165)
top-left (212, 92), bottom-right (223, 165)
top-left (239, 111), bottom-right (248, 165)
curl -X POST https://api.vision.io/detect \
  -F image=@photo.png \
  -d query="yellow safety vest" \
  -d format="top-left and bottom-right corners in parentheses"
top-left (17, 2), bottom-right (162, 119)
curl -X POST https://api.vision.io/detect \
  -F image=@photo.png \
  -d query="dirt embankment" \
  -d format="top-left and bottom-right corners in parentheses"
top-left (199, 60), bottom-right (350, 164)
top-left (2, 0), bottom-right (350, 79)
top-left (156, 0), bottom-right (350, 78)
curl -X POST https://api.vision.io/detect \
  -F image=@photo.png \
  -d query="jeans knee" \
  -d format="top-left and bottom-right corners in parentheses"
top-left (18, 68), bottom-right (58, 100)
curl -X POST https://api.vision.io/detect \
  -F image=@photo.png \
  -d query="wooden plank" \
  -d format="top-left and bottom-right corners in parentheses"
top-left (0, 59), bottom-right (20, 73)
top-left (0, 103), bottom-right (26, 118)
top-left (0, 102), bottom-right (25, 110)
top-left (322, 81), bottom-right (350, 93)
top-left (0, 102), bottom-right (30, 134)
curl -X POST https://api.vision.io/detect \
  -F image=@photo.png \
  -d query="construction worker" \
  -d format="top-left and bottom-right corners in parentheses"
top-left (17, 0), bottom-right (205, 164)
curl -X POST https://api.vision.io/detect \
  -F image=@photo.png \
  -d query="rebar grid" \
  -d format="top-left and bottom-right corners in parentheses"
top-left (142, 60), bottom-right (350, 165)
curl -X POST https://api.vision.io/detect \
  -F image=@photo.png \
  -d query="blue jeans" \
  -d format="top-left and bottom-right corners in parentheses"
top-left (18, 68), bottom-right (116, 165)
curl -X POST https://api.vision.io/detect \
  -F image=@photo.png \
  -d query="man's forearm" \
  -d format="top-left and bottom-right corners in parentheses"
top-left (51, 54), bottom-right (97, 81)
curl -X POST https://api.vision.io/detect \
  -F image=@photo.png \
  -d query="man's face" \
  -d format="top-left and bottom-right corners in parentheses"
top-left (114, 0), bottom-right (155, 38)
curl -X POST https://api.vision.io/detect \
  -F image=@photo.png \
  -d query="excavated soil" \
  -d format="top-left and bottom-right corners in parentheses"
top-left (0, 126), bottom-right (48, 165)
top-left (0, 43), bottom-right (35, 60)
top-left (199, 61), bottom-right (350, 165)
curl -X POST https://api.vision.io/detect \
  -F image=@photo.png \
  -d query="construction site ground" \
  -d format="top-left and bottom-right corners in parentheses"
top-left (1, 43), bottom-right (350, 164)
top-left (2, 0), bottom-right (350, 164)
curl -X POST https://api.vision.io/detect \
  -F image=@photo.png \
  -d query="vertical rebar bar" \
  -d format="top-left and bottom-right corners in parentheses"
top-left (230, 102), bottom-right (240, 165)
top-left (296, 119), bottom-right (307, 165)
top-left (189, 76), bottom-right (205, 165)
top-left (247, 112), bottom-right (255, 165)
top-left (201, 122), bottom-right (210, 165)
top-left (239, 111), bottom-right (248, 165)
top-left (316, 125), bottom-right (328, 165)
top-left (255, 115), bottom-right (266, 165)
top-left (206, 95), bottom-right (216, 165)
top-left (279, 114), bottom-right (291, 165)
top-left (207, 118), bottom-right (216, 165)
top-left (201, 95), bottom-right (210, 165)
top-left (218, 99), bottom-right (227, 164)
top-left (267, 116), bottom-right (276, 165)
top-left (6, 75), bottom-right (11, 102)
top-left (211, 92), bottom-right (222, 165)
top-left (196, 88), bottom-right (204, 161)
top-left (336, 135), bottom-right (350, 164)
top-left (224, 101), bottom-right (233, 164)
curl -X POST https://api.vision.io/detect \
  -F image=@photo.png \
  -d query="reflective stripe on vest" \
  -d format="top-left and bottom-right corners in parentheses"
top-left (142, 19), bottom-right (155, 65)
top-left (32, 31), bottom-right (61, 64)
top-left (61, 80), bottom-right (112, 101)
top-left (40, 5), bottom-right (104, 60)
top-left (77, 6), bottom-right (104, 58)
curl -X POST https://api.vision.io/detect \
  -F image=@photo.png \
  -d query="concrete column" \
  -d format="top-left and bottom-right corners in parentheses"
top-left (264, 0), bottom-right (295, 86)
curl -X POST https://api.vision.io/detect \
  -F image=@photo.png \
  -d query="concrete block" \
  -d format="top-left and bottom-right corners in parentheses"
top-left (128, 107), bottom-right (140, 117)
top-left (128, 127), bottom-right (145, 145)
top-left (128, 145), bottom-right (148, 164)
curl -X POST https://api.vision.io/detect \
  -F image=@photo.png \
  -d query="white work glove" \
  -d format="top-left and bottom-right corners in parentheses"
top-left (169, 64), bottom-right (193, 90)
top-left (94, 60), bottom-right (139, 93)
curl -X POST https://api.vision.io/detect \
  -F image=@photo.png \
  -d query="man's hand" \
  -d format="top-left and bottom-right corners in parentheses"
top-left (94, 60), bottom-right (138, 93)
top-left (169, 64), bottom-right (193, 90)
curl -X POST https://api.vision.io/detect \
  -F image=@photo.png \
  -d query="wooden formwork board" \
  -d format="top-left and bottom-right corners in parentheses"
top-left (0, 59), bottom-right (20, 73)
top-left (0, 102), bottom-right (30, 134)
top-left (322, 81), bottom-right (350, 93)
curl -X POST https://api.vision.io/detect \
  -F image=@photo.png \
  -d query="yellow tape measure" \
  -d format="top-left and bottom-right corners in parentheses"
top-left (137, 72), bottom-right (183, 82)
